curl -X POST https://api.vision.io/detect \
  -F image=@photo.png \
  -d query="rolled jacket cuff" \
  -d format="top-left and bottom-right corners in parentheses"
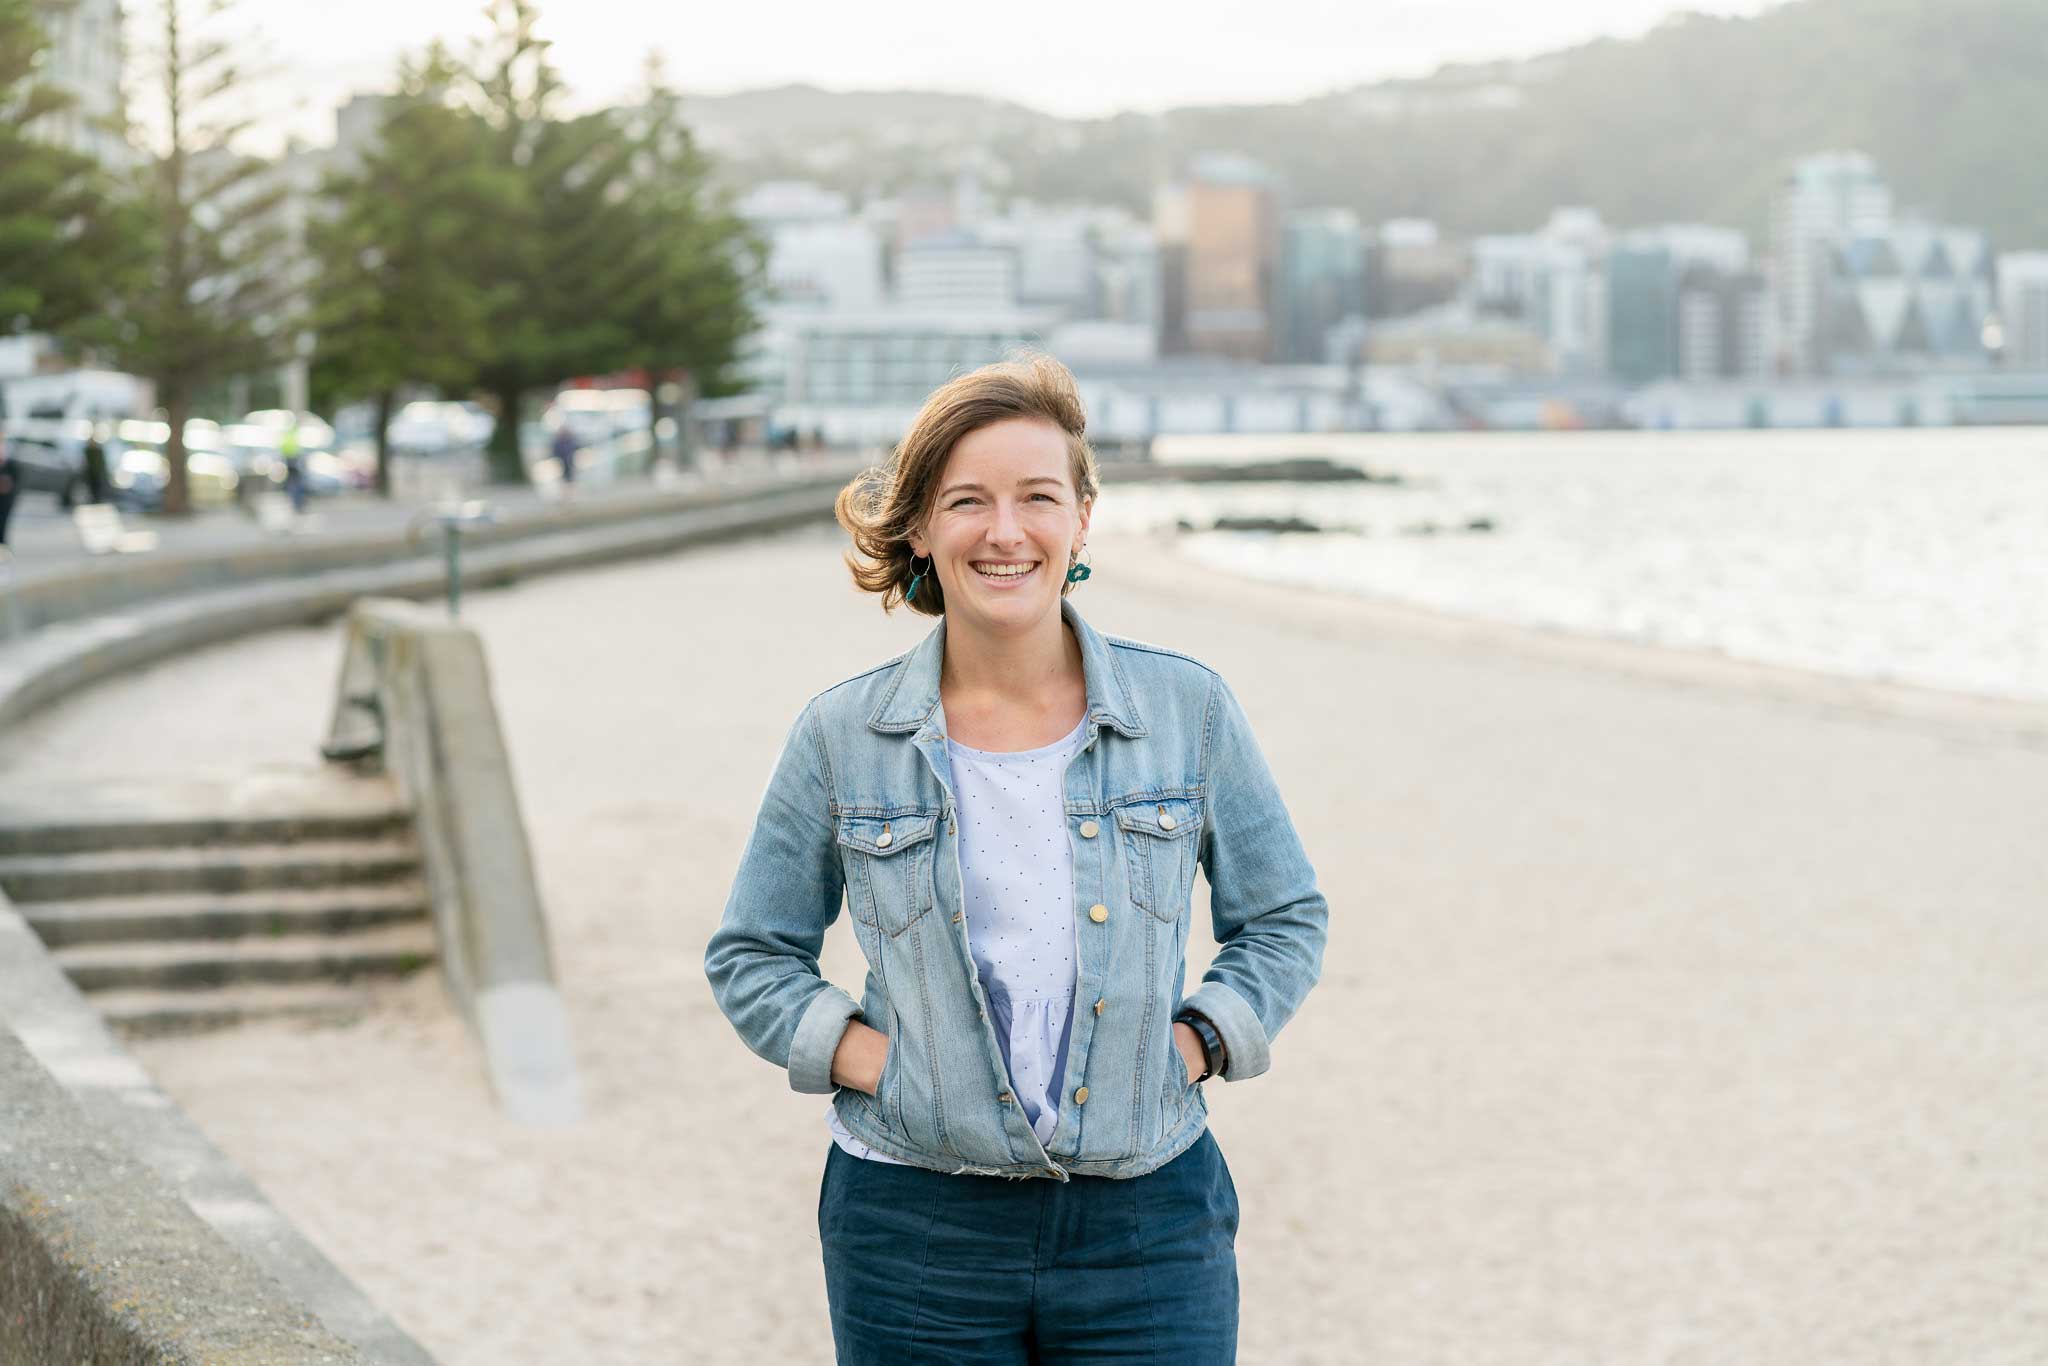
top-left (788, 985), bottom-right (862, 1094)
top-left (1180, 981), bottom-right (1270, 1082)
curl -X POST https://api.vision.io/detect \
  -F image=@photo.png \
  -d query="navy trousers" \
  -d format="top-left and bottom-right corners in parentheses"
top-left (819, 1129), bottom-right (1240, 1364)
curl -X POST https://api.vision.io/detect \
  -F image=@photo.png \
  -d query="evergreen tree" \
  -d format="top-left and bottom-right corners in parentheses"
top-left (114, 0), bottom-right (291, 515)
top-left (461, 2), bottom-right (760, 484)
top-left (0, 0), bottom-right (145, 348)
top-left (616, 53), bottom-right (761, 446)
top-left (308, 46), bottom-right (513, 495)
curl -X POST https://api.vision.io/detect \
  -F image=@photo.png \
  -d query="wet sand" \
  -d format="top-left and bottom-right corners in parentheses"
top-left (8, 523), bottom-right (2047, 1363)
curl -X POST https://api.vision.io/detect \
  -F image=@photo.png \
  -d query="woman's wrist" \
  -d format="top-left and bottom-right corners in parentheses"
top-left (1174, 1010), bottom-right (1226, 1082)
top-left (830, 1018), bottom-right (889, 1094)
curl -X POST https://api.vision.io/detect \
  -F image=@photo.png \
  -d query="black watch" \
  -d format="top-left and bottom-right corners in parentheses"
top-left (1174, 1009), bottom-right (1226, 1082)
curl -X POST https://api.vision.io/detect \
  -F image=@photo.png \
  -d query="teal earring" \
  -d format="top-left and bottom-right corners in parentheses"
top-left (906, 552), bottom-right (933, 603)
top-left (1065, 547), bottom-right (1092, 585)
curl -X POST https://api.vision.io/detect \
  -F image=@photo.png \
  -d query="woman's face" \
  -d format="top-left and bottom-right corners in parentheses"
top-left (911, 417), bottom-right (1091, 638)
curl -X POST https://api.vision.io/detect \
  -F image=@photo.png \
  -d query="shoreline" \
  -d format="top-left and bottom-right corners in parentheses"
top-left (1094, 530), bottom-right (2048, 748)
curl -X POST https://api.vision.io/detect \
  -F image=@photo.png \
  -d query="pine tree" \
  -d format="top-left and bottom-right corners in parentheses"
top-left (308, 46), bottom-right (513, 495)
top-left (115, 0), bottom-right (291, 515)
top-left (0, 0), bottom-right (145, 348)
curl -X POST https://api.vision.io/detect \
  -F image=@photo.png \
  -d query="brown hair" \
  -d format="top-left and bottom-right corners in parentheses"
top-left (836, 352), bottom-right (1100, 617)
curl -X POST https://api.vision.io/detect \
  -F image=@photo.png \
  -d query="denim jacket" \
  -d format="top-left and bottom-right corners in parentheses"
top-left (705, 599), bottom-right (1327, 1181)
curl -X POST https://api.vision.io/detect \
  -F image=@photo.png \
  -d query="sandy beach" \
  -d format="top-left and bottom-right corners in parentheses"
top-left (7, 522), bottom-right (2046, 1363)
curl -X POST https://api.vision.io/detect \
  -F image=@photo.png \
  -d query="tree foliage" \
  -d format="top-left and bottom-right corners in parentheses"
top-left (112, 0), bottom-right (292, 514)
top-left (308, 45), bottom-right (515, 493)
top-left (0, 0), bottom-right (145, 347)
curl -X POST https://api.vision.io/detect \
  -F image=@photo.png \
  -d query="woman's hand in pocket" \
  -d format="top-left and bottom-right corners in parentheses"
top-left (830, 1018), bottom-right (890, 1095)
top-left (1173, 1021), bottom-right (1207, 1086)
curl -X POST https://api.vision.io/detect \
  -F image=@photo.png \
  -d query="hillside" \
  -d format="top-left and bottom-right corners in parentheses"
top-left (681, 0), bottom-right (2048, 249)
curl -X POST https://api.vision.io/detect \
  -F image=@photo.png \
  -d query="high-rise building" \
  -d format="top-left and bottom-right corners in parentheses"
top-left (1169, 154), bottom-right (1281, 363)
top-left (1279, 209), bottom-right (1366, 363)
top-left (1607, 245), bottom-right (1679, 386)
top-left (1995, 253), bottom-right (2048, 370)
top-left (1771, 152), bottom-right (1894, 374)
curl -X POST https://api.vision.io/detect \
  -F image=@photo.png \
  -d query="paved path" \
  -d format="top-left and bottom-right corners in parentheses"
top-left (8, 524), bottom-right (2046, 1363)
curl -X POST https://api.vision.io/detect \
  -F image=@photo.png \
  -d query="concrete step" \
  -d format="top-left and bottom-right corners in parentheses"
top-left (0, 810), bottom-right (414, 857)
top-left (90, 983), bottom-right (382, 1038)
top-left (0, 768), bottom-right (411, 856)
top-left (0, 838), bottom-right (421, 902)
top-left (16, 883), bottom-right (432, 948)
top-left (55, 924), bottom-right (438, 992)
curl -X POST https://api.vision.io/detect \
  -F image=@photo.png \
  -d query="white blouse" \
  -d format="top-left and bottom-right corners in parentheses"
top-left (829, 714), bottom-right (1088, 1165)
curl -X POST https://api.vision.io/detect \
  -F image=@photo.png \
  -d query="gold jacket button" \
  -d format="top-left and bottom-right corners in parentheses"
top-left (1088, 904), bottom-right (1108, 923)
top-left (998, 1091), bottom-right (1014, 1103)
top-left (1074, 1086), bottom-right (1090, 1104)
top-left (1078, 819), bottom-right (1099, 838)
top-left (1158, 810), bottom-right (1177, 831)
top-left (875, 830), bottom-right (893, 849)
top-left (1094, 998), bottom-right (1106, 1015)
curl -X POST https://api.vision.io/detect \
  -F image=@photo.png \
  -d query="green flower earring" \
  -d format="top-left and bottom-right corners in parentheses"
top-left (1065, 548), bottom-right (1092, 585)
top-left (906, 552), bottom-right (933, 603)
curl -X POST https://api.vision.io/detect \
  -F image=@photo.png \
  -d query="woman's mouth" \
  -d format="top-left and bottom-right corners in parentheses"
top-left (970, 560), bottom-right (1039, 586)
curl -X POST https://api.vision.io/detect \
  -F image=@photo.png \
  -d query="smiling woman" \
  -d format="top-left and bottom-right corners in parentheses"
top-left (705, 353), bottom-right (1329, 1364)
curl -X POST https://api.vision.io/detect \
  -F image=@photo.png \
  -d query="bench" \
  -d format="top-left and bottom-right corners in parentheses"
top-left (72, 504), bottom-right (160, 555)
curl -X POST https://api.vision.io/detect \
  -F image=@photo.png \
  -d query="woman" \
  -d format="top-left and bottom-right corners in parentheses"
top-left (705, 355), bottom-right (1327, 1364)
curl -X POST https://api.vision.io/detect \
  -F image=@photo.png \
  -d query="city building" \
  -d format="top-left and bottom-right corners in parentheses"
top-left (1606, 244), bottom-right (1678, 386)
top-left (735, 183), bottom-right (886, 312)
top-left (1164, 154), bottom-right (1281, 363)
top-left (1771, 152), bottom-right (1892, 374)
top-left (27, 0), bottom-right (134, 172)
top-left (1810, 220), bottom-right (1995, 376)
top-left (1364, 300), bottom-right (1552, 377)
top-left (894, 233), bottom-right (1020, 312)
top-left (1995, 252), bottom-right (2048, 371)
top-left (1469, 208), bottom-right (1611, 375)
top-left (1367, 219), bottom-right (1469, 319)
top-left (1279, 209), bottom-right (1367, 364)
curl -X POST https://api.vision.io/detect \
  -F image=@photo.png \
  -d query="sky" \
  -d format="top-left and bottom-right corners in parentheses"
top-left (130, 0), bottom-right (1783, 155)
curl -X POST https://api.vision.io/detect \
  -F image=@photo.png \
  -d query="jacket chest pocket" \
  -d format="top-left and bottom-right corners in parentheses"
top-left (837, 813), bottom-right (939, 937)
top-left (1115, 798), bottom-right (1202, 923)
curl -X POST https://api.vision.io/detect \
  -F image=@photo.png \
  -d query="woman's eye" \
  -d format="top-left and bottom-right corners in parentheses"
top-left (950, 498), bottom-right (980, 508)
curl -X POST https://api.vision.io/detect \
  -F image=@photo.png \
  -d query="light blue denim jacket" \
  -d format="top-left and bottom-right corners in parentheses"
top-left (705, 599), bottom-right (1328, 1181)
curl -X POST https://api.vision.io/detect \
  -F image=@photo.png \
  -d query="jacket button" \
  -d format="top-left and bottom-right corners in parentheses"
top-left (875, 830), bottom-right (893, 849)
top-left (1158, 810), bottom-right (1177, 831)
top-left (1074, 1086), bottom-right (1089, 1104)
top-left (1094, 998), bottom-right (1105, 1015)
top-left (1078, 819), bottom-right (1099, 838)
top-left (1088, 904), bottom-right (1108, 923)
top-left (998, 1091), bottom-right (1013, 1103)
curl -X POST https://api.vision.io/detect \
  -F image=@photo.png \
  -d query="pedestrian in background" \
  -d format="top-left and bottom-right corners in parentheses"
top-left (706, 354), bottom-right (1328, 1364)
top-left (552, 422), bottom-right (579, 487)
top-left (0, 427), bottom-right (16, 548)
top-left (81, 420), bottom-right (110, 505)
top-left (281, 415), bottom-right (307, 514)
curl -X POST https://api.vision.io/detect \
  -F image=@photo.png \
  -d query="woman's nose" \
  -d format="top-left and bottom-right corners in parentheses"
top-left (988, 499), bottom-right (1025, 544)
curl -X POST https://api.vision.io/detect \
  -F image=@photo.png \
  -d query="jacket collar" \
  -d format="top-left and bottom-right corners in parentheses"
top-left (867, 598), bottom-right (1148, 739)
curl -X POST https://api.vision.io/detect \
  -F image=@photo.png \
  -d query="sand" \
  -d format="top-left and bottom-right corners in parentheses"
top-left (7, 523), bottom-right (2046, 1363)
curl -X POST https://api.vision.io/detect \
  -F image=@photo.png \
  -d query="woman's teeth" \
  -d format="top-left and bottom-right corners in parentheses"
top-left (974, 563), bottom-right (1035, 579)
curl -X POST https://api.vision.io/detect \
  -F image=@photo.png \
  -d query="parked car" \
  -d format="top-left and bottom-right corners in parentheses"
top-left (107, 419), bottom-right (241, 509)
top-left (0, 416), bottom-right (86, 496)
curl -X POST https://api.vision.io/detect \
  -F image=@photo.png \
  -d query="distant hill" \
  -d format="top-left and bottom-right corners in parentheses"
top-left (681, 0), bottom-right (2048, 250)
